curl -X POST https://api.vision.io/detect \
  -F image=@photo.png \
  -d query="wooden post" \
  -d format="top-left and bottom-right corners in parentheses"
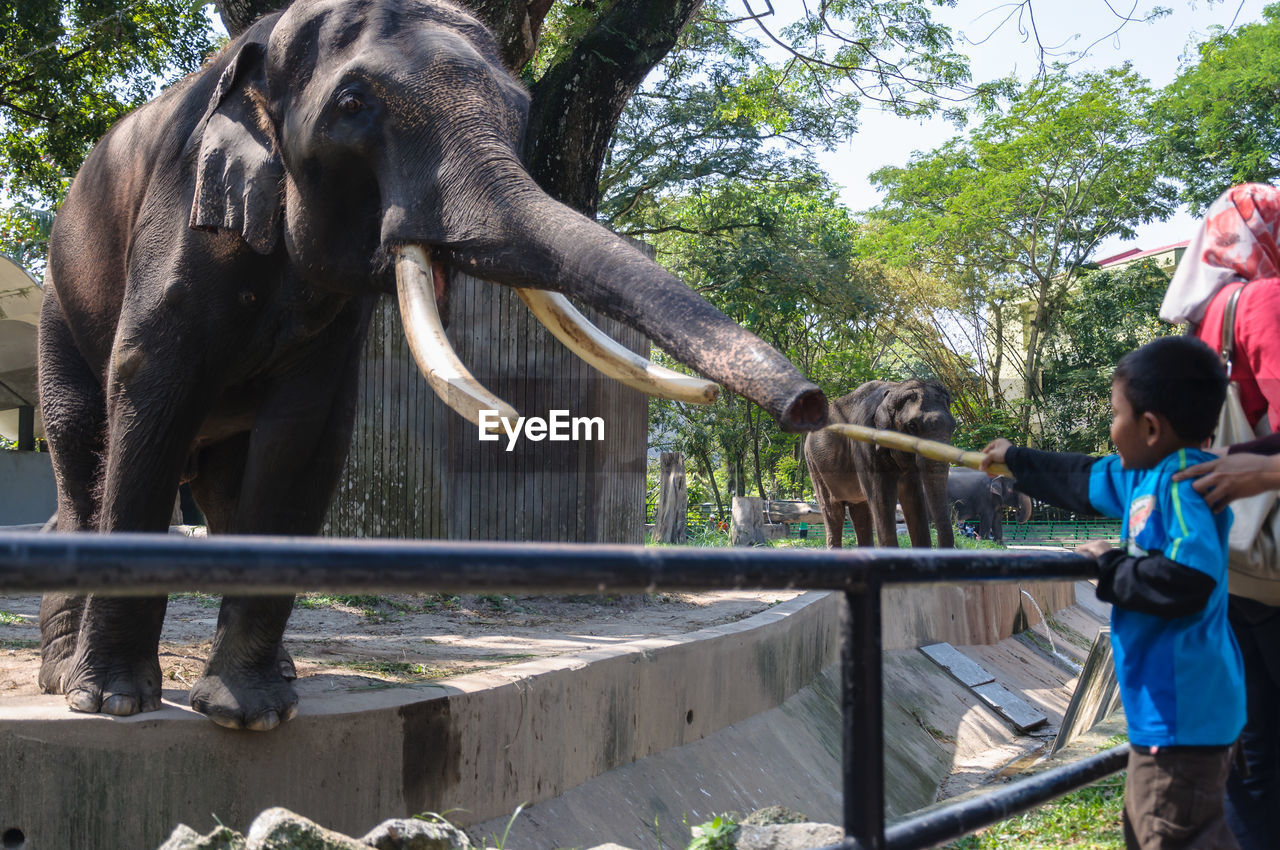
top-left (654, 451), bottom-right (687, 545)
top-left (731, 495), bottom-right (767, 547)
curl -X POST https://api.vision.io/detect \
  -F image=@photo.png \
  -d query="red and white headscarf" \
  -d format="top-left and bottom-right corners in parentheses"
top-left (1160, 183), bottom-right (1280, 324)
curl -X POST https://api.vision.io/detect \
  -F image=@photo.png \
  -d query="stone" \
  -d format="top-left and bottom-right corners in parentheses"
top-left (584, 844), bottom-right (635, 850)
top-left (359, 818), bottom-right (473, 850)
top-left (157, 824), bottom-right (247, 850)
top-left (735, 823), bottom-right (844, 850)
top-left (742, 807), bottom-right (808, 826)
top-left (244, 808), bottom-right (371, 850)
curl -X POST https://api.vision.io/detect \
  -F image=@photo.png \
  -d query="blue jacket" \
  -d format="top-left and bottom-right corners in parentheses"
top-left (1006, 446), bottom-right (1245, 747)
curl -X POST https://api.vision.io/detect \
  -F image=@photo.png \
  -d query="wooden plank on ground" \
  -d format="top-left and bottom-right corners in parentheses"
top-left (972, 682), bottom-right (1049, 733)
top-left (920, 642), bottom-right (995, 688)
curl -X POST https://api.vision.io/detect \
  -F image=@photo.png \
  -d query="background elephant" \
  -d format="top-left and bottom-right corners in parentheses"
top-left (37, 0), bottom-right (827, 730)
top-left (804, 380), bottom-right (955, 548)
top-left (946, 468), bottom-right (1033, 542)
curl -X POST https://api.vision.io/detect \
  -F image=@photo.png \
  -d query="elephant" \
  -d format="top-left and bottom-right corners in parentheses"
top-left (946, 467), bottom-right (1033, 542)
top-left (803, 380), bottom-right (955, 549)
top-left (36, 0), bottom-right (828, 730)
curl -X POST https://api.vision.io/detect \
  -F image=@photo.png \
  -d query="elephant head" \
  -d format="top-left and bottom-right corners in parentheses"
top-left (187, 0), bottom-right (827, 431)
top-left (993, 477), bottom-right (1033, 524)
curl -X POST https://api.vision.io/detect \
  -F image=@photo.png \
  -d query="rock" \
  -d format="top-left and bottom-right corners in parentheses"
top-left (360, 818), bottom-right (472, 850)
top-left (735, 823), bottom-right (844, 850)
top-left (157, 824), bottom-right (247, 849)
top-left (742, 807), bottom-right (808, 826)
top-left (584, 844), bottom-right (635, 850)
top-left (244, 808), bottom-right (371, 850)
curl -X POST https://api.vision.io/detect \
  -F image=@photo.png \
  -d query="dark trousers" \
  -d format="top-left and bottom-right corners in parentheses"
top-left (1124, 745), bottom-right (1237, 849)
top-left (1224, 597), bottom-right (1280, 850)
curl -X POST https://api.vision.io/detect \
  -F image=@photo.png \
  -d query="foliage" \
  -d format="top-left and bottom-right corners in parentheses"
top-left (1039, 259), bottom-right (1177, 453)
top-left (1154, 4), bottom-right (1280, 214)
top-left (0, 205), bottom-right (55, 276)
top-left (641, 174), bottom-right (880, 502)
top-left (0, 0), bottom-right (220, 208)
top-left (865, 65), bottom-right (1176, 437)
top-left (946, 771), bottom-right (1125, 848)
top-left (688, 814), bottom-right (738, 850)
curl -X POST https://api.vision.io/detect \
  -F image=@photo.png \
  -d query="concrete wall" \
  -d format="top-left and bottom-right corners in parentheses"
top-left (0, 451), bottom-right (55, 525)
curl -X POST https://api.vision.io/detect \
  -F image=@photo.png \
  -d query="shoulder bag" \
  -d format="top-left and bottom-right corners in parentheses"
top-left (1212, 285), bottom-right (1280, 604)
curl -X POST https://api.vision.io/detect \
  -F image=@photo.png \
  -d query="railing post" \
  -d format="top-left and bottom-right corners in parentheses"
top-left (843, 582), bottom-right (884, 850)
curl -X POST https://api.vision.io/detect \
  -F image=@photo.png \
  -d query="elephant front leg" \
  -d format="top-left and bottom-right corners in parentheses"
top-left (898, 477), bottom-right (932, 548)
top-left (190, 596), bottom-right (298, 731)
top-left (848, 501), bottom-right (875, 547)
top-left (188, 311), bottom-right (367, 730)
top-left (47, 596), bottom-right (168, 715)
top-left (864, 468), bottom-right (901, 548)
top-left (49, 320), bottom-right (209, 716)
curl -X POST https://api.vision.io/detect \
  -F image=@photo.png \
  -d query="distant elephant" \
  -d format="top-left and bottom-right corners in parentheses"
top-left (804, 380), bottom-right (955, 548)
top-left (946, 468), bottom-right (1032, 542)
top-left (36, 0), bottom-right (828, 730)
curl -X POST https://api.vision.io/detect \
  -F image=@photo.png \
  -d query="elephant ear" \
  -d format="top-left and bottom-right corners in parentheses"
top-left (187, 41), bottom-right (282, 255)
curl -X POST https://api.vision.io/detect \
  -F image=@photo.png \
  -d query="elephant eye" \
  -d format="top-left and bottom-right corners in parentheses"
top-left (337, 91), bottom-right (365, 114)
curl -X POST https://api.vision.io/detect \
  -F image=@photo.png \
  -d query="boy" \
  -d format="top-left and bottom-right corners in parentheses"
top-left (981, 335), bottom-right (1245, 850)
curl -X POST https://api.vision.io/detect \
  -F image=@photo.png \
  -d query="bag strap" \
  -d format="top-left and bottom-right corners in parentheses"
top-left (1221, 284), bottom-right (1245, 377)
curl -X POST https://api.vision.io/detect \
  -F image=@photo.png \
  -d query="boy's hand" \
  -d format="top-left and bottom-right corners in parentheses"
top-left (979, 438), bottom-right (1013, 474)
top-left (1075, 539), bottom-right (1113, 559)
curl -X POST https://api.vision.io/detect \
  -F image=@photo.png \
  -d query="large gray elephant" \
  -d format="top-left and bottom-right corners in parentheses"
top-left (946, 468), bottom-right (1032, 542)
top-left (36, 0), bottom-right (827, 731)
top-left (803, 380), bottom-right (955, 549)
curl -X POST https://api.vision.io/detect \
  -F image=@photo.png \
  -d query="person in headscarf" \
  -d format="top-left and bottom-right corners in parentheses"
top-left (1163, 183), bottom-right (1280, 850)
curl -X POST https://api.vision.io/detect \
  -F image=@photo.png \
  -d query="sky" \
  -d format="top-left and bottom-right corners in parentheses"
top-left (808, 0), bottom-right (1271, 259)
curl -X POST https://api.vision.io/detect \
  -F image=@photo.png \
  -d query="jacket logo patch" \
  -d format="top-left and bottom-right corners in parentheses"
top-left (1128, 494), bottom-right (1155, 541)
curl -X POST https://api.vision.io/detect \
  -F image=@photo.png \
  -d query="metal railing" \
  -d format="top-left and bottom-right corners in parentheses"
top-left (0, 531), bottom-right (1121, 850)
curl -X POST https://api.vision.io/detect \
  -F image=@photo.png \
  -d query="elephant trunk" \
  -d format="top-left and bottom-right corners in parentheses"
top-left (444, 187), bottom-right (828, 432)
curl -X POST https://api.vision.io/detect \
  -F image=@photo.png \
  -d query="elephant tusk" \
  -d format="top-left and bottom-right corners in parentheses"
top-left (396, 245), bottom-right (518, 433)
top-left (516, 288), bottom-right (718, 405)
top-left (825, 423), bottom-right (1014, 479)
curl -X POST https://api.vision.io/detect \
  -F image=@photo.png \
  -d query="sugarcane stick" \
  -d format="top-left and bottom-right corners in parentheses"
top-left (824, 423), bottom-right (1014, 479)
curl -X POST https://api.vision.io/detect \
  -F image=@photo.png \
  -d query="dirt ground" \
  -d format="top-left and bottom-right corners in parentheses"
top-left (0, 588), bottom-right (802, 700)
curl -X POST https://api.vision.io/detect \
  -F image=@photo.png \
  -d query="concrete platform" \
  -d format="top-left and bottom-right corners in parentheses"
top-left (0, 580), bottom-right (1088, 850)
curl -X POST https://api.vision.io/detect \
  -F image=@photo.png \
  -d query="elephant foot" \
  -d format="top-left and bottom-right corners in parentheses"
top-left (277, 643), bottom-right (297, 681)
top-left (48, 648), bottom-right (164, 716)
top-left (190, 665), bottom-right (299, 732)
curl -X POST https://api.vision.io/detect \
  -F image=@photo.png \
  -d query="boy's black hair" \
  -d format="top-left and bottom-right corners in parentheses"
top-left (1113, 335), bottom-right (1226, 443)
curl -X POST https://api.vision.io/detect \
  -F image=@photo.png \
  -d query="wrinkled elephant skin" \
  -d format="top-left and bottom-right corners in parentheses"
top-left (804, 380), bottom-right (956, 549)
top-left (36, 0), bottom-right (827, 730)
top-left (947, 467), bottom-right (1032, 542)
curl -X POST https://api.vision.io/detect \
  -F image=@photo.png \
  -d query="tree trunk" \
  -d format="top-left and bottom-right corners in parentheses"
top-left (730, 496), bottom-right (767, 547)
top-left (694, 448), bottom-right (724, 521)
top-left (526, 0), bottom-right (705, 211)
top-left (654, 452), bottom-right (688, 545)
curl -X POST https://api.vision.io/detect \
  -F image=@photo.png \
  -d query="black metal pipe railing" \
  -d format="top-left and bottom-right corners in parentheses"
top-left (0, 530), bottom-right (1114, 849)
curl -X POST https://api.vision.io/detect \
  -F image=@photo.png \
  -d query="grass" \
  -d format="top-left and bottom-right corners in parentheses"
top-left (945, 771), bottom-right (1125, 849)
top-left (0, 610), bottom-right (27, 625)
top-left (335, 659), bottom-right (451, 680)
top-left (169, 592), bottom-right (221, 609)
top-left (0, 637), bottom-right (38, 650)
top-left (673, 523), bottom-right (1008, 550)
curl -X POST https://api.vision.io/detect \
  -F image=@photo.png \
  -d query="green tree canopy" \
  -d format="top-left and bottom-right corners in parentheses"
top-left (642, 173), bottom-right (880, 503)
top-left (1039, 258), bottom-right (1177, 453)
top-left (1154, 3), bottom-right (1280, 214)
top-left (1, 0), bottom-right (219, 206)
top-left (864, 65), bottom-right (1176, 436)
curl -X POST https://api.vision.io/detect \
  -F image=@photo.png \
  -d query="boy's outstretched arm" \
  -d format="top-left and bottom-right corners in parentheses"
top-left (979, 439), bottom-right (1099, 516)
top-left (1090, 544), bottom-right (1217, 618)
